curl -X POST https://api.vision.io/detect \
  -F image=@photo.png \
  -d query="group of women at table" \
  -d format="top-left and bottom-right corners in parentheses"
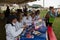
top-left (5, 9), bottom-right (40, 40)
top-left (5, 5), bottom-right (57, 40)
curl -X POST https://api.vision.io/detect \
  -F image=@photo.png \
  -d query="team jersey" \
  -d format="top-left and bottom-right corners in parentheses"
top-left (23, 16), bottom-right (32, 26)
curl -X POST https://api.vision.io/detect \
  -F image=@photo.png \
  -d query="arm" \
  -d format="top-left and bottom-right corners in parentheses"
top-left (9, 25), bottom-right (23, 37)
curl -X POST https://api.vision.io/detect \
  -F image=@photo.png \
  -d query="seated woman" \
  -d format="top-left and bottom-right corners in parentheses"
top-left (16, 14), bottom-right (27, 30)
top-left (31, 12), bottom-right (36, 21)
top-left (5, 15), bottom-right (24, 40)
top-left (31, 10), bottom-right (40, 22)
top-left (35, 10), bottom-right (40, 20)
top-left (23, 13), bottom-right (32, 26)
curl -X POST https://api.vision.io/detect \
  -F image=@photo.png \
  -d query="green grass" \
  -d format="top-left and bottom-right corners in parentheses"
top-left (53, 17), bottom-right (60, 40)
top-left (40, 10), bottom-right (60, 40)
top-left (40, 10), bottom-right (47, 18)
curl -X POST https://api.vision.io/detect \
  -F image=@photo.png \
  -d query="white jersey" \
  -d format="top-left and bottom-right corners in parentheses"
top-left (32, 17), bottom-right (36, 21)
top-left (23, 16), bottom-right (32, 26)
top-left (15, 21), bottom-right (24, 31)
top-left (35, 15), bottom-right (40, 20)
top-left (5, 23), bottom-right (23, 40)
top-left (32, 15), bottom-right (40, 21)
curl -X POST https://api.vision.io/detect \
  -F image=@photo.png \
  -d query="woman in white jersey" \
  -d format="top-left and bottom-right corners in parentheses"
top-left (35, 10), bottom-right (40, 20)
top-left (16, 14), bottom-right (27, 30)
top-left (5, 15), bottom-right (24, 40)
top-left (23, 13), bottom-right (32, 26)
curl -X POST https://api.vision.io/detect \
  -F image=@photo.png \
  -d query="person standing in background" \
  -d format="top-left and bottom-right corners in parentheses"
top-left (5, 6), bottom-right (10, 18)
top-left (23, 5), bottom-right (28, 16)
top-left (45, 7), bottom-right (56, 27)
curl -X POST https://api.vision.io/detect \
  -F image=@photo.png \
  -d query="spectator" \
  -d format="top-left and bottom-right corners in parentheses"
top-left (45, 7), bottom-right (56, 26)
top-left (23, 5), bottom-right (28, 16)
top-left (5, 6), bottom-right (10, 18)
top-left (16, 9), bottom-right (22, 17)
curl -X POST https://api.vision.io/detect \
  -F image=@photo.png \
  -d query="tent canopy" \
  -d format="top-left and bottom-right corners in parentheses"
top-left (0, 0), bottom-right (36, 4)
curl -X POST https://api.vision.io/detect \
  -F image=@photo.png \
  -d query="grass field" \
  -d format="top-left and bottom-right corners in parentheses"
top-left (40, 10), bottom-right (60, 40)
top-left (40, 10), bottom-right (47, 18)
top-left (0, 10), bottom-right (60, 40)
top-left (53, 17), bottom-right (60, 40)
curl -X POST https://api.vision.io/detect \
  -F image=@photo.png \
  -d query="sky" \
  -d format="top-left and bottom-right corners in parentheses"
top-left (27, 0), bottom-right (60, 8)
